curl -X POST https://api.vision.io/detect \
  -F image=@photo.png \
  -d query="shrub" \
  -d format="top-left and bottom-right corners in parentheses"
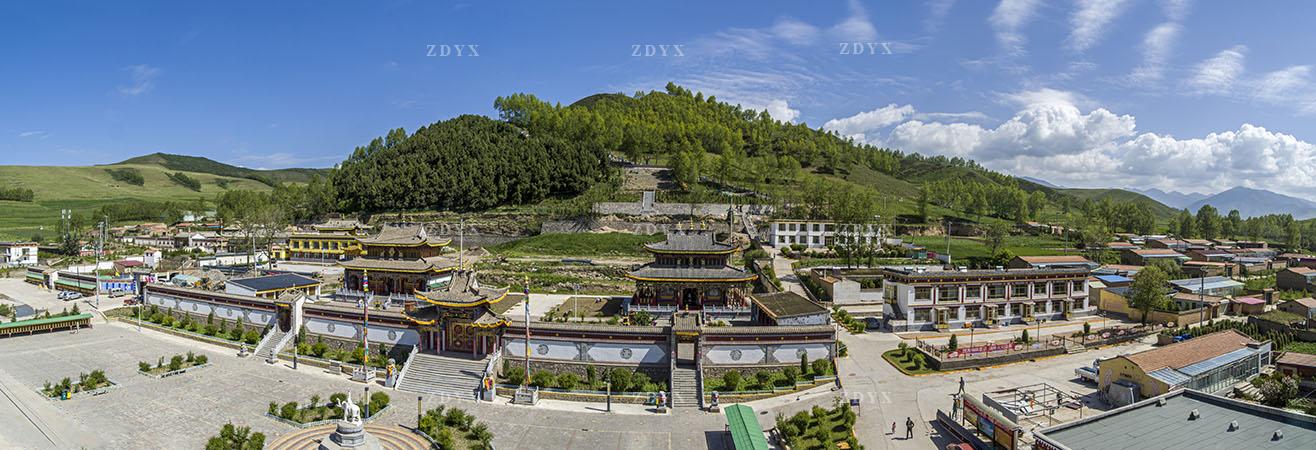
top-left (1260, 375), bottom-right (1299, 407)
top-left (948, 334), bottom-right (958, 352)
top-left (444, 408), bottom-right (472, 429)
top-left (754, 371), bottom-right (773, 388)
top-left (608, 368), bottom-right (633, 392)
top-left (630, 371), bottom-right (653, 391)
top-left (195, 354), bottom-right (208, 365)
top-left (169, 355), bottom-right (184, 371)
top-left (782, 366), bottom-right (800, 384)
top-left (368, 391), bottom-right (390, 415)
top-left (530, 371), bottom-right (556, 388)
top-left (838, 341), bottom-right (849, 357)
top-left (556, 373), bottom-right (580, 390)
top-left (434, 428), bottom-right (455, 450)
top-left (1083, 322), bottom-right (1091, 335)
top-left (268, 402), bottom-right (278, 416)
top-left (186, 351), bottom-right (195, 363)
top-left (329, 392), bottom-right (347, 405)
top-left (800, 355), bottom-right (810, 376)
top-left (280, 402), bottom-right (298, 420)
top-left (811, 358), bottom-right (833, 376)
top-left (722, 371), bottom-right (743, 391)
top-left (502, 365), bottom-right (526, 385)
top-left (585, 366), bottom-right (597, 384)
top-left (242, 331), bottom-right (260, 345)
top-left (139, 361), bottom-right (151, 372)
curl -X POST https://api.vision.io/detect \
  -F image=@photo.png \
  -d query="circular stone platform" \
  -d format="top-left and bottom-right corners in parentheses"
top-left (266, 424), bottom-right (431, 450)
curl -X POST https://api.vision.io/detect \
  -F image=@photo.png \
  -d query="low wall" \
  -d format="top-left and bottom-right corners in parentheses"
top-left (927, 346), bottom-right (1067, 371)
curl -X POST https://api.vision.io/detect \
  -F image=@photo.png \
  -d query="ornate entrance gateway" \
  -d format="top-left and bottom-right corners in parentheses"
top-left (403, 271), bottom-right (510, 358)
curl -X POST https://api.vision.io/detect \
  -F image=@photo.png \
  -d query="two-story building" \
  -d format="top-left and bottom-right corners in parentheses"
top-left (767, 220), bottom-right (884, 249)
top-left (881, 267), bottom-right (1091, 331)
top-left (0, 241), bottom-right (39, 266)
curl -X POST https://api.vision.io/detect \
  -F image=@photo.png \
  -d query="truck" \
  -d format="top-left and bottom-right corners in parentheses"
top-left (1075, 359), bottom-right (1101, 383)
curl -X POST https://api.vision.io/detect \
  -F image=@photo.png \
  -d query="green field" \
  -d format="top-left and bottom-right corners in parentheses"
top-left (488, 232), bottom-right (663, 258)
top-left (0, 163), bottom-right (273, 240)
top-left (901, 234), bottom-right (1074, 259)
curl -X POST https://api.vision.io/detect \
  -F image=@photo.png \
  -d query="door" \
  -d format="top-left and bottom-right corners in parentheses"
top-left (446, 320), bottom-right (474, 353)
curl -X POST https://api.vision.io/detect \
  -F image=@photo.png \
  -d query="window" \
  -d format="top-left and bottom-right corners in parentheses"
top-left (937, 286), bottom-right (959, 303)
top-left (914, 309), bottom-right (932, 322)
top-left (965, 307), bottom-right (981, 319)
top-left (1033, 282), bottom-right (1047, 296)
top-left (824, 224), bottom-right (835, 232)
top-left (965, 286), bottom-right (982, 299)
top-left (813, 224), bottom-right (821, 232)
top-left (1072, 280), bottom-right (1085, 293)
top-left (914, 287), bottom-right (933, 301)
top-left (988, 285), bottom-right (1006, 299)
top-left (1011, 284), bottom-right (1028, 298)
top-left (1051, 281), bottom-right (1068, 296)
top-left (778, 223), bottom-right (787, 231)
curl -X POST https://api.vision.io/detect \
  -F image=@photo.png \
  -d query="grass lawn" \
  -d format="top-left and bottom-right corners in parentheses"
top-left (545, 296), bottom-right (623, 320)
top-left (488, 232), bottom-right (663, 258)
top-left (1285, 341), bottom-right (1316, 355)
top-left (882, 348), bottom-right (939, 375)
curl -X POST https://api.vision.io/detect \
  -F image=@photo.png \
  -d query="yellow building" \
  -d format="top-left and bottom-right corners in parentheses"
top-left (273, 220), bottom-right (371, 261)
top-left (1097, 330), bottom-right (1267, 402)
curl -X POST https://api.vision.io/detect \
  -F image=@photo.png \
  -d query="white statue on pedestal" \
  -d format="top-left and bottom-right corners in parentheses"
top-left (343, 392), bottom-right (362, 424)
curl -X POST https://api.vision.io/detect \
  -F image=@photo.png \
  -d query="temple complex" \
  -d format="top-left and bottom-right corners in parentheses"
top-left (625, 228), bottom-right (757, 317)
top-left (337, 226), bottom-right (460, 301)
top-left (274, 220), bottom-right (371, 261)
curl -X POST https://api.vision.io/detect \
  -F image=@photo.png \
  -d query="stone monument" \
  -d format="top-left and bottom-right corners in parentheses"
top-left (318, 392), bottom-right (382, 450)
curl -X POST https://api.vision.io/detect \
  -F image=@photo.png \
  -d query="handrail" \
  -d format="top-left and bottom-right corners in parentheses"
top-left (393, 344), bottom-right (420, 390)
top-left (483, 348), bottom-right (502, 380)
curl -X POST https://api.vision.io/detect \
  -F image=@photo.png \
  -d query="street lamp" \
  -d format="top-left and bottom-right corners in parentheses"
top-left (417, 395), bottom-right (423, 428)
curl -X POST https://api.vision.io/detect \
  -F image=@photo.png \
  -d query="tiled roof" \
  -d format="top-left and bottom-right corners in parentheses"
top-left (339, 256), bottom-right (458, 272)
top-left (1130, 248), bottom-right (1186, 257)
top-left (1123, 330), bottom-right (1257, 374)
top-left (750, 292), bottom-right (827, 319)
top-left (626, 265), bottom-right (756, 281)
top-left (1017, 255), bottom-right (1094, 264)
top-left (1284, 298), bottom-right (1316, 309)
top-left (227, 273), bottom-right (320, 292)
top-left (358, 226), bottom-right (450, 246)
top-left (1233, 296), bottom-right (1265, 305)
top-left (1277, 352), bottom-right (1316, 368)
top-left (1289, 267), bottom-right (1315, 275)
top-left (644, 229), bottom-right (737, 253)
top-left (414, 271), bottom-right (508, 306)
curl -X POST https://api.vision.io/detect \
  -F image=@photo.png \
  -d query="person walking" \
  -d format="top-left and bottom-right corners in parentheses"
top-left (890, 421), bottom-right (896, 435)
top-left (905, 417), bottom-right (914, 439)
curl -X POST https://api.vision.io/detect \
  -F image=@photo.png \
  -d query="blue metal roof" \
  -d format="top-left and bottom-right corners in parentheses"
top-left (1147, 367), bottom-right (1193, 386)
top-left (1169, 276), bottom-right (1243, 292)
top-left (1178, 346), bottom-right (1262, 377)
top-left (1095, 275), bottom-right (1132, 284)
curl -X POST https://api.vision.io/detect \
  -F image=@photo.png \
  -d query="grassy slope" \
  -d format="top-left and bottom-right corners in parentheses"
top-left (0, 163), bottom-right (271, 239)
top-left (116, 152), bottom-right (329, 183)
top-left (487, 232), bottom-right (663, 258)
top-left (1060, 188), bottom-right (1178, 219)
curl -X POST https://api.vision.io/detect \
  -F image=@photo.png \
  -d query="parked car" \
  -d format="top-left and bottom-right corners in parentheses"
top-left (57, 291), bottom-right (82, 301)
top-left (108, 288), bottom-right (129, 298)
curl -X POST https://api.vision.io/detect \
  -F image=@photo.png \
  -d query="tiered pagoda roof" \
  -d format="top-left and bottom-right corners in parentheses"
top-left (404, 271), bottom-right (510, 327)
top-left (643, 229), bottom-right (738, 254)
top-left (626, 266), bottom-right (757, 282)
top-left (338, 255), bottom-right (459, 273)
top-left (359, 225), bottom-right (451, 247)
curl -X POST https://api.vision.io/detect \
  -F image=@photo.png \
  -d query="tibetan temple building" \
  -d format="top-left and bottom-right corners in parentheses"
top-left (274, 220), bottom-right (371, 261)
top-left (338, 226), bottom-right (461, 300)
top-left (625, 229), bottom-right (757, 316)
top-left (403, 271), bottom-right (510, 357)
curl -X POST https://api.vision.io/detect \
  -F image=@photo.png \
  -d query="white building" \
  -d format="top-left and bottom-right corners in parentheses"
top-left (881, 267), bottom-right (1093, 332)
top-left (768, 220), bottom-right (884, 249)
top-left (0, 242), bottom-right (39, 266)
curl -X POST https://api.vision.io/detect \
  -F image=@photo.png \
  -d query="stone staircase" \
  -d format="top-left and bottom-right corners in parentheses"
top-left (395, 352), bottom-right (489, 400)
top-left (254, 328), bottom-right (291, 362)
top-left (670, 365), bottom-right (700, 408)
top-left (1064, 341), bottom-right (1087, 354)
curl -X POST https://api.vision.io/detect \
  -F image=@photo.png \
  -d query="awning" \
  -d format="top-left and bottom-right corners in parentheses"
top-left (724, 404), bottom-right (769, 450)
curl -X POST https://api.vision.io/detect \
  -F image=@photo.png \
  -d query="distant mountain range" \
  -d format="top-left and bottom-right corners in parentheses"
top-left (1183, 186), bottom-right (1316, 219)
top-left (1020, 176), bottom-right (1062, 188)
top-left (1128, 188), bottom-right (1208, 209)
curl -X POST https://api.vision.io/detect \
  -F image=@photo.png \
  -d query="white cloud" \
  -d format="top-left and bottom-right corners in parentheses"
top-left (771, 18), bottom-right (819, 46)
top-left (846, 90), bottom-right (1316, 200)
top-left (925, 0), bottom-right (956, 33)
top-left (1253, 65), bottom-right (1312, 105)
top-left (830, 0), bottom-right (877, 42)
top-left (823, 104), bottom-right (915, 136)
top-left (999, 87), bottom-right (1093, 109)
top-left (118, 64), bottom-right (160, 97)
top-left (1068, 0), bottom-right (1132, 52)
top-left (914, 111), bottom-right (990, 122)
top-left (989, 0), bottom-right (1040, 55)
top-left (761, 99), bottom-right (801, 123)
top-left (18, 130), bottom-right (49, 139)
top-left (1186, 45), bottom-right (1247, 95)
top-left (1128, 22), bottom-right (1180, 83)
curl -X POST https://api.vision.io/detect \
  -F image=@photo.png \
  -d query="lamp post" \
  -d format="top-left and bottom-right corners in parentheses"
top-left (523, 276), bottom-right (530, 387)
top-left (417, 395), bottom-right (423, 428)
top-left (364, 386), bottom-right (370, 419)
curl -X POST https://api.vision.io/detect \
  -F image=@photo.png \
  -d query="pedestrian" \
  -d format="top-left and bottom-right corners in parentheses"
top-left (890, 421), bottom-right (896, 435)
top-left (905, 417), bottom-right (914, 438)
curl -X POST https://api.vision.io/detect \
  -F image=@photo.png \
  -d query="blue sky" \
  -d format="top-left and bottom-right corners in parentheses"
top-left (4, 0), bottom-right (1316, 199)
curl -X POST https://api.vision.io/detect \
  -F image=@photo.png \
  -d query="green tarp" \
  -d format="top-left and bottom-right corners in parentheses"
top-left (724, 404), bottom-right (770, 450)
top-left (0, 313), bottom-right (93, 330)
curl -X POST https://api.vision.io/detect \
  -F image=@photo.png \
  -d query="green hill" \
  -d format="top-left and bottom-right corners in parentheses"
top-left (114, 152), bottom-right (329, 185)
top-left (1059, 188), bottom-right (1177, 219)
top-left (0, 160), bottom-right (284, 240)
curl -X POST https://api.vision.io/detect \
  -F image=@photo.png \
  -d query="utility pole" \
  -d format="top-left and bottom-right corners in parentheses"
top-left (523, 276), bottom-right (530, 386)
top-left (458, 218), bottom-right (464, 270)
top-left (95, 217), bottom-right (105, 309)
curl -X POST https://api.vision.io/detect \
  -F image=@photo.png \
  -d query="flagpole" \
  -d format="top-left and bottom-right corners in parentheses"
top-left (523, 276), bottom-right (530, 387)
top-left (362, 270), bottom-right (371, 379)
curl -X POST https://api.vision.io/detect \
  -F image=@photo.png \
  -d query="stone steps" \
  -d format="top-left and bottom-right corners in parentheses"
top-left (254, 328), bottom-right (289, 362)
top-left (395, 353), bottom-right (490, 400)
top-left (671, 366), bottom-right (700, 408)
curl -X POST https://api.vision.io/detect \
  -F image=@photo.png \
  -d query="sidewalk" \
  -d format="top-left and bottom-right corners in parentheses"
top-left (489, 394), bottom-right (658, 416)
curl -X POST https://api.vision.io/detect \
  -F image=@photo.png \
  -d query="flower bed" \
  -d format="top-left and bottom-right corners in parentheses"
top-left (138, 352), bottom-right (209, 378)
top-left (704, 360), bottom-right (835, 392)
top-left (265, 392), bottom-right (390, 428)
top-left (774, 401), bottom-right (860, 450)
top-left (41, 370), bottom-right (115, 400)
top-left (415, 405), bottom-right (494, 450)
